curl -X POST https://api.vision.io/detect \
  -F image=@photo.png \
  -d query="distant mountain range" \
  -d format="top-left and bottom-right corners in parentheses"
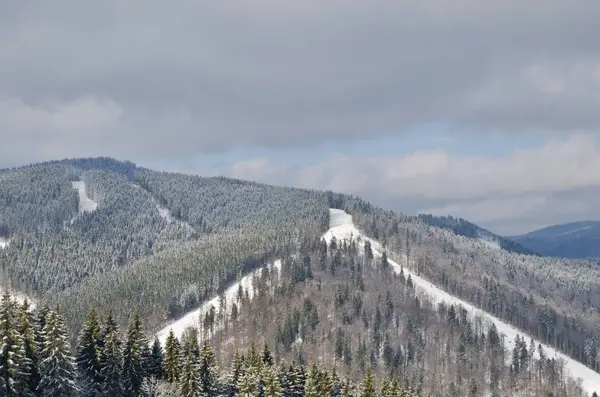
top-left (507, 221), bottom-right (600, 259)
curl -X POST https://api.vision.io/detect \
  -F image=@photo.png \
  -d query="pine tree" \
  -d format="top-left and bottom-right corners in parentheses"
top-left (305, 363), bottom-right (320, 397)
top-left (179, 331), bottom-right (201, 397)
top-left (263, 365), bottom-right (282, 397)
top-left (122, 312), bottom-right (148, 396)
top-left (0, 292), bottom-right (27, 397)
top-left (360, 368), bottom-right (376, 397)
top-left (146, 338), bottom-right (164, 379)
top-left (226, 351), bottom-right (244, 396)
top-left (37, 310), bottom-right (78, 397)
top-left (76, 308), bottom-right (103, 396)
top-left (100, 312), bottom-right (124, 397)
top-left (18, 300), bottom-right (41, 396)
top-left (198, 342), bottom-right (218, 396)
top-left (262, 342), bottom-right (274, 367)
top-left (162, 329), bottom-right (181, 383)
top-left (341, 376), bottom-right (354, 397)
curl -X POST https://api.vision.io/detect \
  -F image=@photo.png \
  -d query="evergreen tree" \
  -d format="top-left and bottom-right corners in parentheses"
top-left (360, 368), bottom-right (376, 397)
top-left (76, 308), bottom-right (103, 397)
top-left (262, 342), bottom-right (275, 367)
top-left (0, 292), bottom-right (27, 397)
top-left (198, 342), bottom-right (218, 396)
top-left (146, 338), bottom-right (164, 379)
top-left (305, 363), bottom-right (320, 397)
top-left (18, 300), bottom-right (41, 396)
top-left (162, 329), bottom-right (181, 383)
top-left (100, 312), bottom-right (124, 397)
top-left (263, 365), bottom-right (282, 397)
top-left (179, 331), bottom-right (201, 397)
top-left (37, 310), bottom-right (78, 397)
top-left (122, 312), bottom-right (148, 396)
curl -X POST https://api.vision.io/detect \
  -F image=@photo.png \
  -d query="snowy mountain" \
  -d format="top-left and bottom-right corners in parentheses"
top-left (1, 157), bottom-right (600, 396)
top-left (508, 221), bottom-right (600, 259)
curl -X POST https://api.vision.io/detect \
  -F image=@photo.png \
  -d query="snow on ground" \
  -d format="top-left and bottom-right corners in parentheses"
top-left (72, 181), bottom-right (98, 214)
top-left (325, 209), bottom-right (600, 395)
top-left (0, 237), bottom-right (8, 249)
top-left (155, 203), bottom-right (173, 222)
top-left (156, 260), bottom-right (282, 346)
top-left (0, 286), bottom-right (36, 308)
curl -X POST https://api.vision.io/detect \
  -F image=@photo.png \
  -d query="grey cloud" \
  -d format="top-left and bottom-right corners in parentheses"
top-left (1, 0), bottom-right (600, 166)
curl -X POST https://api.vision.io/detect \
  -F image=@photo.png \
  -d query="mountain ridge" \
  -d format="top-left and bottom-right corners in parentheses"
top-left (507, 220), bottom-right (600, 259)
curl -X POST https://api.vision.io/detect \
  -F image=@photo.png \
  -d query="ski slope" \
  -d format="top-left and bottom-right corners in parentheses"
top-left (72, 181), bottom-right (98, 214)
top-left (156, 260), bottom-right (281, 346)
top-left (325, 209), bottom-right (600, 395)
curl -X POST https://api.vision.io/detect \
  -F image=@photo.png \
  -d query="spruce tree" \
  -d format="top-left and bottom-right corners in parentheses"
top-left (146, 338), bottom-right (164, 379)
top-left (262, 342), bottom-right (274, 367)
top-left (37, 310), bottom-right (78, 397)
top-left (162, 329), bottom-right (181, 383)
top-left (304, 363), bottom-right (320, 397)
top-left (18, 300), bottom-right (40, 396)
top-left (0, 292), bottom-right (27, 397)
top-left (122, 312), bottom-right (148, 396)
top-left (100, 312), bottom-right (124, 397)
top-left (198, 342), bottom-right (218, 396)
top-left (76, 308), bottom-right (103, 397)
top-left (179, 331), bottom-right (201, 397)
top-left (360, 368), bottom-right (376, 397)
top-left (263, 365), bottom-right (282, 397)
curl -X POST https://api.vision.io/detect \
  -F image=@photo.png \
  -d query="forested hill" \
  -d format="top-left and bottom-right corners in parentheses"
top-left (0, 157), bottom-right (369, 330)
top-left (415, 213), bottom-right (539, 256)
top-left (2, 157), bottom-right (600, 395)
top-left (508, 221), bottom-right (600, 259)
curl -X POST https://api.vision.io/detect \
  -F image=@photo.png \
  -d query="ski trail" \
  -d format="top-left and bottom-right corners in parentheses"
top-left (324, 209), bottom-right (600, 395)
top-left (155, 260), bottom-right (281, 346)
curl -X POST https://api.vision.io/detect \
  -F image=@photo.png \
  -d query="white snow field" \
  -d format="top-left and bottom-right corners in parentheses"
top-left (0, 237), bottom-right (9, 249)
top-left (156, 260), bottom-right (282, 346)
top-left (72, 181), bottom-right (98, 214)
top-left (325, 209), bottom-right (600, 395)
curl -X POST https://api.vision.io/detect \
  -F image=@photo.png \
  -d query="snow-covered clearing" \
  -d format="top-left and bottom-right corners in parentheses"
top-left (0, 237), bottom-right (9, 249)
top-left (72, 181), bottom-right (98, 214)
top-left (156, 260), bottom-right (281, 346)
top-left (325, 209), bottom-right (600, 395)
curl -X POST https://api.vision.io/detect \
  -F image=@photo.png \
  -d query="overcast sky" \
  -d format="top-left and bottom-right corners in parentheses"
top-left (2, 1), bottom-right (600, 235)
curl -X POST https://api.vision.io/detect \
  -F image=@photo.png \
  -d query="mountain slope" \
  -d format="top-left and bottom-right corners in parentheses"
top-left (2, 157), bottom-right (600, 394)
top-left (416, 213), bottom-right (539, 256)
top-left (508, 221), bottom-right (600, 259)
top-left (156, 208), bottom-right (599, 395)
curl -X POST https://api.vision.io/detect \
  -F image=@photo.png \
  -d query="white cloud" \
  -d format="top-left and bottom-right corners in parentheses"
top-left (219, 134), bottom-right (600, 234)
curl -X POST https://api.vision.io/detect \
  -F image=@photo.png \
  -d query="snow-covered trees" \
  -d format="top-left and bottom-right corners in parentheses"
top-left (37, 309), bottom-right (78, 397)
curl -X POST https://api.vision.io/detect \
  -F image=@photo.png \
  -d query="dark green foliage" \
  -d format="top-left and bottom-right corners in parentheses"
top-left (122, 312), bottom-right (148, 396)
top-left (76, 308), bottom-right (103, 396)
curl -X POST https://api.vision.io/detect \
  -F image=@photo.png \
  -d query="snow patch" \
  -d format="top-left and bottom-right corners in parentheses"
top-left (155, 203), bottom-right (173, 222)
top-left (72, 181), bottom-right (98, 214)
top-left (325, 209), bottom-right (600, 395)
top-left (156, 260), bottom-right (281, 346)
top-left (0, 238), bottom-right (9, 249)
top-left (0, 287), bottom-right (36, 308)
